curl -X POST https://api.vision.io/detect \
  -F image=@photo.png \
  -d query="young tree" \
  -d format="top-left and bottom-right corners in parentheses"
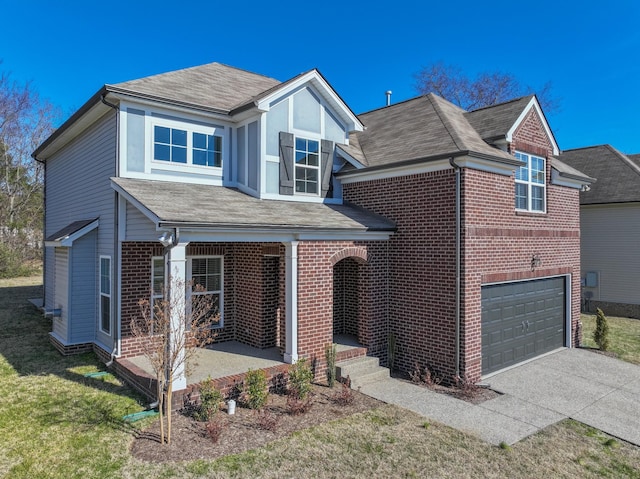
top-left (413, 62), bottom-right (559, 113)
top-left (593, 307), bottom-right (610, 352)
top-left (0, 63), bottom-right (60, 274)
top-left (130, 274), bottom-right (219, 445)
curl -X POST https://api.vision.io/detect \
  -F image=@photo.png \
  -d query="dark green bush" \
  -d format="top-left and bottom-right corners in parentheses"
top-left (288, 358), bottom-right (314, 400)
top-left (593, 308), bottom-right (610, 351)
top-left (242, 369), bottom-right (269, 409)
top-left (193, 377), bottom-right (223, 421)
top-left (325, 343), bottom-right (337, 387)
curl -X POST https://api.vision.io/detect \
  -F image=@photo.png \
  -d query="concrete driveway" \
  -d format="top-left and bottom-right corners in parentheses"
top-left (359, 348), bottom-right (640, 446)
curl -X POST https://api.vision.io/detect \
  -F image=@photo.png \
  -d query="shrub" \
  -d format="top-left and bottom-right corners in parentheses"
top-left (332, 382), bottom-right (354, 406)
top-left (288, 358), bottom-right (314, 400)
top-left (256, 409), bottom-right (279, 432)
top-left (409, 362), bottom-right (440, 386)
top-left (241, 369), bottom-right (269, 409)
top-left (193, 377), bottom-right (223, 422)
top-left (325, 343), bottom-right (337, 387)
top-left (205, 418), bottom-right (226, 444)
top-left (453, 374), bottom-right (480, 400)
top-left (286, 395), bottom-right (313, 415)
top-left (593, 308), bottom-right (610, 351)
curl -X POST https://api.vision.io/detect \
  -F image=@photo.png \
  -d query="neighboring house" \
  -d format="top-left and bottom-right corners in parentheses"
top-left (33, 63), bottom-right (591, 404)
top-left (560, 145), bottom-right (640, 319)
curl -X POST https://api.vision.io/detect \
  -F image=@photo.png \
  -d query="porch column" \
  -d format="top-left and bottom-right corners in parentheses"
top-left (284, 240), bottom-right (299, 363)
top-left (166, 242), bottom-right (188, 391)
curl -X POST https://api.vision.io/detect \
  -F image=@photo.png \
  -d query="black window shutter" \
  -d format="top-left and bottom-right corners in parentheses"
top-left (279, 132), bottom-right (294, 195)
top-left (321, 139), bottom-right (334, 198)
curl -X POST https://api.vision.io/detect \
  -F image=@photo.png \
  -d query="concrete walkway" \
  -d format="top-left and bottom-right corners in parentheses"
top-left (359, 348), bottom-right (640, 446)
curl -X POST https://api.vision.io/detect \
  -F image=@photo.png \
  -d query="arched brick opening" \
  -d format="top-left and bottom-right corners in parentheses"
top-left (333, 257), bottom-right (363, 341)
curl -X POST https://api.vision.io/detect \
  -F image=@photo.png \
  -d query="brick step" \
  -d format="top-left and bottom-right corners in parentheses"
top-left (336, 356), bottom-right (390, 389)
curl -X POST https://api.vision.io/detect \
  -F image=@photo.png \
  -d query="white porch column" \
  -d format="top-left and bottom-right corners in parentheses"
top-left (166, 242), bottom-right (188, 391)
top-left (284, 241), bottom-right (299, 363)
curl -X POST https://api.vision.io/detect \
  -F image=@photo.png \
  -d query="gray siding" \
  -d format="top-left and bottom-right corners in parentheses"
top-left (125, 201), bottom-right (158, 241)
top-left (52, 248), bottom-right (69, 341)
top-left (45, 110), bottom-right (117, 349)
top-left (581, 204), bottom-right (640, 305)
top-left (69, 229), bottom-right (97, 343)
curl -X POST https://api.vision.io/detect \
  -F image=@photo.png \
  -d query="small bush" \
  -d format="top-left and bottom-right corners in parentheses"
top-left (332, 382), bottom-right (354, 406)
top-left (593, 308), bottom-right (610, 351)
top-left (288, 358), bottom-right (314, 400)
top-left (325, 343), bottom-right (337, 387)
top-left (286, 395), bottom-right (313, 415)
top-left (193, 377), bottom-right (223, 421)
top-left (241, 369), bottom-right (269, 409)
top-left (453, 374), bottom-right (480, 400)
top-left (409, 362), bottom-right (440, 386)
top-left (256, 409), bottom-right (279, 432)
top-left (205, 418), bottom-right (226, 444)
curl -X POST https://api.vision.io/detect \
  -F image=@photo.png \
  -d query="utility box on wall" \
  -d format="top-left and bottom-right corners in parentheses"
top-left (585, 271), bottom-right (599, 288)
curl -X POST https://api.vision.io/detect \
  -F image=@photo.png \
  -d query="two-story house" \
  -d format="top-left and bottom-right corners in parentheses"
top-left (34, 63), bottom-right (592, 404)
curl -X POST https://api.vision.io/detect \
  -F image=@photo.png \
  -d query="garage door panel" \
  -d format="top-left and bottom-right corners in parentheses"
top-left (482, 277), bottom-right (566, 375)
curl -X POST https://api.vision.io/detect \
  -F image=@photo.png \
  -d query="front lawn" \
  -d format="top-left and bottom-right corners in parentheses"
top-left (1, 276), bottom-right (639, 478)
top-left (581, 313), bottom-right (640, 365)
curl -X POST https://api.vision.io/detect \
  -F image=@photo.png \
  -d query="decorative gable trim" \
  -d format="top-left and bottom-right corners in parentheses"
top-left (506, 96), bottom-right (559, 156)
top-left (44, 219), bottom-right (99, 247)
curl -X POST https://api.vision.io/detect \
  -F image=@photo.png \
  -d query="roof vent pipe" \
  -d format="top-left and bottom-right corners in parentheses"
top-left (385, 90), bottom-right (392, 106)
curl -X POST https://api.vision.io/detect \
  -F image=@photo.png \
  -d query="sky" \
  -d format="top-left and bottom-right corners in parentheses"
top-left (2, 0), bottom-right (639, 154)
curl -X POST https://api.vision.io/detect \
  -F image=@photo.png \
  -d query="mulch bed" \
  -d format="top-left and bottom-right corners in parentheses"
top-left (131, 383), bottom-right (383, 463)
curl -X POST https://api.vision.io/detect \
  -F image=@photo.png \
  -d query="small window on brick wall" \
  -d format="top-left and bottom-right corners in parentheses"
top-left (515, 151), bottom-right (546, 212)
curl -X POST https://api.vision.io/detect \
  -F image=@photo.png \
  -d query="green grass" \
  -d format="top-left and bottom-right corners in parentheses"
top-left (581, 313), bottom-right (640, 365)
top-left (1, 276), bottom-right (639, 478)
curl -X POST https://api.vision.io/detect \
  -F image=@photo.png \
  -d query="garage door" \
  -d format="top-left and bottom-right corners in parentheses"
top-left (482, 277), bottom-right (565, 375)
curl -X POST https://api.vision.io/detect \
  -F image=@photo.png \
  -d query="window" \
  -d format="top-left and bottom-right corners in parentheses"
top-left (189, 257), bottom-right (223, 328)
top-left (294, 137), bottom-right (319, 194)
top-left (515, 152), bottom-right (546, 212)
top-left (152, 256), bottom-right (223, 329)
top-left (99, 256), bottom-right (111, 334)
top-left (153, 124), bottom-right (223, 168)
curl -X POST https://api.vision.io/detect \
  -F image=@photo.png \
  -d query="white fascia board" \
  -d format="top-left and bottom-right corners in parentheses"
top-left (551, 169), bottom-right (589, 189)
top-left (172, 228), bottom-right (393, 244)
top-left (339, 158), bottom-right (451, 184)
top-left (506, 97), bottom-right (559, 156)
top-left (110, 181), bottom-right (160, 229)
top-left (256, 71), bottom-right (364, 133)
top-left (44, 219), bottom-right (100, 248)
top-left (335, 145), bottom-right (366, 170)
top-left (454, 155), bottom-right (518, 176)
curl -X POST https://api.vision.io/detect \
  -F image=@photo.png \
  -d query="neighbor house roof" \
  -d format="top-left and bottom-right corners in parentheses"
top-left (109, 62), bottom-right (281, 113)
top-left (559, 145), bottom-right (640, 204)
top-left (111, 178), bottom-right (395, 232)
top-left (349, 94), bottom-right (519, 168)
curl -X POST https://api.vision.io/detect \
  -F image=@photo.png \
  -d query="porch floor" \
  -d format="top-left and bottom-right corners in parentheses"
top-left (125, 335), bottom-right (365, 387)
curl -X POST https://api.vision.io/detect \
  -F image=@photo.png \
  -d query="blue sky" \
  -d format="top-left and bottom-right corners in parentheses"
top-left (2, 0), bottom-right (639, 153)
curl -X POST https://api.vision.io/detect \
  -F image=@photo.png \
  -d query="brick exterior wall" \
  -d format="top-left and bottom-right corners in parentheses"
top-left (343, 107), bottom-right (582, 383)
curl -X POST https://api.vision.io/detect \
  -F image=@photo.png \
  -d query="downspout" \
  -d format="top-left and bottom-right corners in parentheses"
top-left (101, 94), bottom-right (120, 365)
top-left (449, 157), bottom-right (461, 380)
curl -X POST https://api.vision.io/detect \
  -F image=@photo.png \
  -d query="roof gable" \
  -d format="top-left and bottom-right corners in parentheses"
top-left (559, 145), bottom-right (640, 204)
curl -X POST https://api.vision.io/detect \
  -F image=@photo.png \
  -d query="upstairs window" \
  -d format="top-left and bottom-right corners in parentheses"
top-left (295, 137), bottom-right (319, 195)
top-left (515, 152), bottom-right (546, 212)
top-left (153, 124), bottom-right (223, 168)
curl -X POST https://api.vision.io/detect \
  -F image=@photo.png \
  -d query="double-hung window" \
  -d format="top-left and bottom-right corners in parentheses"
top-left (294, 137), bottom-right (320, 195)
top-left (151, 257), bottom-right (165, 327)
top-left (189, 257), bottom-right (223, 328)
top-left (515, 151), bottom-right (546, 212)
top-left (153, 124), bottom-right (223, 168)
top-left (99, 256), bottom-right (111, 334)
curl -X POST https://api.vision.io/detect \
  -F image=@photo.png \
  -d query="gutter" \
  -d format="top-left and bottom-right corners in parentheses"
top-left (449, 157), bottom-right (461, 380)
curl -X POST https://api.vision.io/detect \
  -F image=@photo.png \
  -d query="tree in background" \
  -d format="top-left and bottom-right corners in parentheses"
top-left (130, 276), bottom-right (219, 445)
top-left (0, 63), bottom-right (60, 277)
top-left (413, 62), bottom-right (559, 113)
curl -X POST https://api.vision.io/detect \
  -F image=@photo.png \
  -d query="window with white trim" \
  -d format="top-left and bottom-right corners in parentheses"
top-left (152, 256), bottom-right (223, 329)
top-left (153, 124), bottom-right (223, 168)
top-left (189, 257), bottom-right (223, 329)
top-left (515, 151), bottom-right (546, 212)
top-left (99, 256), bottom-right (111, 334)
top-left (294, 137), bottom-right (320, 195)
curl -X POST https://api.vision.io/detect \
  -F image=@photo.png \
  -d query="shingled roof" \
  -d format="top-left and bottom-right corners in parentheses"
top-left (109, 62), bottom-right (281, 113)
top-left (465, 95), bottom-right (534, 142)
top-left (350, 94), bottom-right (517, 168)
top-left (559, 145), bottom-right (640, 204)
top-left (112, 178), bottom-right (395, 232)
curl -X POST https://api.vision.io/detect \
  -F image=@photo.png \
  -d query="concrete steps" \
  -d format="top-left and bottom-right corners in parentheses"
top-left (336, 356), bottom-right (390, 389)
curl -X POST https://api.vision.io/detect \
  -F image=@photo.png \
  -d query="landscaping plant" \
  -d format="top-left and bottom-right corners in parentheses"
top-left (242, 369), bottom-right (269, 409)
top-left (194, 377), bottom-right (223, 421)
top-left (288, 357), bottom-right (314, 400)
top-left (593, 307), bottom-right (610, 351)
top-left (325, 343), bottom-right (337, 387)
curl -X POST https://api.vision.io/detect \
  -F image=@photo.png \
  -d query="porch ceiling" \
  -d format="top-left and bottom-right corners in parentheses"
top-left (112, 177), bottom-right (395, 233)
